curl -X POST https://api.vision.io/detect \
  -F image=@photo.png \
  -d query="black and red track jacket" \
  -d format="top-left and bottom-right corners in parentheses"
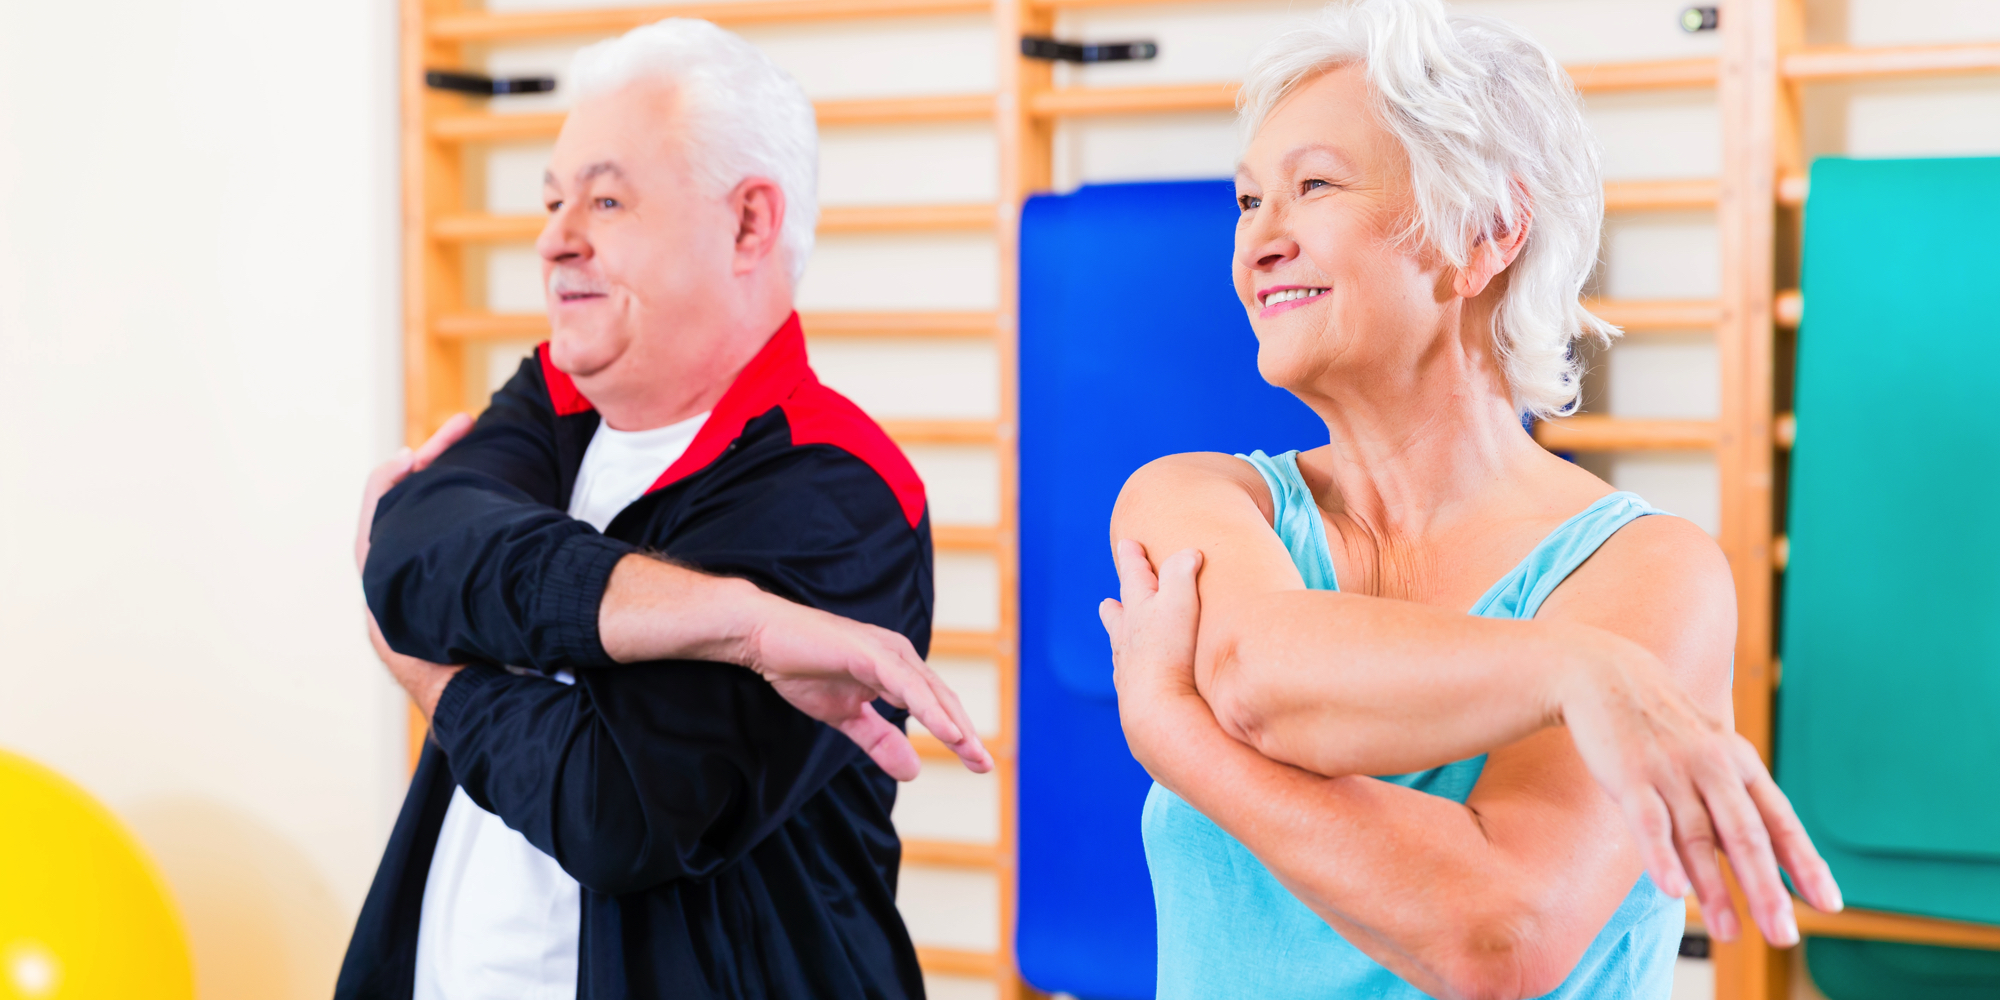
top-left (337, 314), bottom-right (933, 999)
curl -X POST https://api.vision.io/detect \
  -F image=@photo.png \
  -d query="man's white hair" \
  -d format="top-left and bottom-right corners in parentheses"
top-left (1240, 0), bottom-right (1616, 417)
top-left (570, 18), bottom-right (819, 286)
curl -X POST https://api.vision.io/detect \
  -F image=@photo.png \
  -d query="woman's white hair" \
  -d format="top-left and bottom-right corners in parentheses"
top-left (1240, 0), bottom-right (1616, 416)
top-left (570, 19), bottom-right (819, 286)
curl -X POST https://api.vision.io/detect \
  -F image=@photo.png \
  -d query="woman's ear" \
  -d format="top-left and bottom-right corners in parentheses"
top-left (1453, 193), bottom-right (1534, 299)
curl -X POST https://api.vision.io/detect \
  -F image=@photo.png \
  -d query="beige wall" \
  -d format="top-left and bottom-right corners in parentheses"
top-left (0, 1), bottom-right (405, 997)
top-left (2, 1), bottom-right (1996, 998)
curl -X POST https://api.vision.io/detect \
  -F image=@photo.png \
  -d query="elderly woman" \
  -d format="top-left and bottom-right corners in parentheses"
top-left (1097, 1), bottom-right (1843, 997)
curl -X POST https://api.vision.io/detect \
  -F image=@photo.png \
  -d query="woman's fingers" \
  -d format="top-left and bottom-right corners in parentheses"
top-left (1739, 747), bottom-right (1842, 914)
top-left (1618, 784), bottom-right (1688, 899)
top-left (1112, 538), bottom-right (1160, 607)
top-left (1697, 758), bottom-right (1797, 946)
top-left (1662, 781), bottom-right (1739, 942)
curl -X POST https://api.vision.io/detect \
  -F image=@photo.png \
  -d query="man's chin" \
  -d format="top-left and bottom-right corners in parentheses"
top-left (546, 329), bottom-right (625, 379)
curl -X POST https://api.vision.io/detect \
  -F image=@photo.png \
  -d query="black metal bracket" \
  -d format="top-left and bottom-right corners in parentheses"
top-left (1021, 36), bottom-right (1158, 63)
top-left (425, 70), bottom-right (557, 96)
top-left (1679, 6), bottom-right (1719, 32)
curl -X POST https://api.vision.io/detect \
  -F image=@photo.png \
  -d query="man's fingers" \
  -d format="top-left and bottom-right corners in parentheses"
top-left (413, 412), bottom-right (474, 471)
top-left (1111, 538), bottom-right (1160, 607)
top-left (838, 703), bottom-right (922, 782)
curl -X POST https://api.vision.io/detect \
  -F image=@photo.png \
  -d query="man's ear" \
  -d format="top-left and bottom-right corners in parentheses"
top-left (729, 176), bottom-right (787, 276)
top-left (1452, 193), bottom-right (1533, 300)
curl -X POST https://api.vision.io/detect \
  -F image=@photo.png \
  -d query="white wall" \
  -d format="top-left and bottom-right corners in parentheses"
top-left (0, 1), bottom-right (405, 997)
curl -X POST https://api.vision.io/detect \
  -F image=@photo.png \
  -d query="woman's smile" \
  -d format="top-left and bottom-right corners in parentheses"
top-left (1259, 285), bottom-right (1330, 317)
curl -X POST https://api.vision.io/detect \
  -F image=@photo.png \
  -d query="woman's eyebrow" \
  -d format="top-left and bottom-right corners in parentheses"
top-left (1278, 142), bottom-right (1360, 176)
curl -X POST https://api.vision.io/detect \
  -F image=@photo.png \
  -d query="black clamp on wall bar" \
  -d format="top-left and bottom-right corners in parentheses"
top-left (425, 70), bottom-right (558, 96)
top-left (1021, 36), bottom-right (1159, 63)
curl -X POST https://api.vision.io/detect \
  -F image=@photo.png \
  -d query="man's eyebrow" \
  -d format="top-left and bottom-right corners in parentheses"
top-left (543, 161), bottom-right (625, 188)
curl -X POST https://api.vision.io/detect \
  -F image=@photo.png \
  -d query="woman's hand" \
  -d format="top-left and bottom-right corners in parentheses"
top-left (1552, 637), bottom-right (1841, 947)
top-left (1099, 539), bottom-right (1212, 782)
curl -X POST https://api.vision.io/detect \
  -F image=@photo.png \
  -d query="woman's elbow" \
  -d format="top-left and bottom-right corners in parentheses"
top-left (1432, 919), bottom-right (1573, 1000)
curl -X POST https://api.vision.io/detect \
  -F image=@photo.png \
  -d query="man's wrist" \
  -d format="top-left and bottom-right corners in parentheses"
top-left (598, 554), bottom-right (774, 665)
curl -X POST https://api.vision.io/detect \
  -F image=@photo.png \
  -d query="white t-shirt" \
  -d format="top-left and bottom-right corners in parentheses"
top-left (413, 410), bottom-right (710, 1000)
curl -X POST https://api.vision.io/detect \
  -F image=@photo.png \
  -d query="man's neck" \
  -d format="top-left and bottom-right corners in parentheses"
top-left (581, 301), bottom-right (793, 432)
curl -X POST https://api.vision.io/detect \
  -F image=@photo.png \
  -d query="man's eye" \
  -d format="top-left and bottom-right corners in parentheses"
top-left (596, 197), bottom-right (620, 209)
top-left (1238, 195), bottom-right (1262, 211)
top-left (546, 200), bottom-right (563, 213)
top-left (1302, 178), bottom-right (1330, 193)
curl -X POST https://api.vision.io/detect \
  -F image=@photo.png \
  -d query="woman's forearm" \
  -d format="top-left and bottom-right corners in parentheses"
top-left (1197, 589), bottom-right (1644, 777)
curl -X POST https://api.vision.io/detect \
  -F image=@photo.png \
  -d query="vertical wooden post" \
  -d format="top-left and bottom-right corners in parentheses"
top-left (994, 1), bottom-right (1051, 995)
top-left (1712, 0), bottom-right (1794, 995)
top-left (400, 0), bottom-right (472, 766)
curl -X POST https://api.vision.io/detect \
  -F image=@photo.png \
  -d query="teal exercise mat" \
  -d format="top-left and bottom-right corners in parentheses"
top-left (1777, 156), bottom-right (2000, 995)
top-left (1806, 939), bottom-right (2000, 1000)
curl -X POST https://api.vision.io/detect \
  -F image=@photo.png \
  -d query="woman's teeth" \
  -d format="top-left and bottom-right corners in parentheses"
top-left (1266, 287), bottom-right (1327, 305)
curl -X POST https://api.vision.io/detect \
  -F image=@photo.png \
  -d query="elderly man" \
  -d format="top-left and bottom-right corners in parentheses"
top-left (335, 19), bottom-right (989, 1000)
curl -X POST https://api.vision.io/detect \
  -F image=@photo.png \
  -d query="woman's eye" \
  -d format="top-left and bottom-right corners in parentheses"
top-left (1238, 195), bottom-right (1262, 211)
top-left (596, 197), bottom-right (620, 209)
top-left (1302, 178), bottom-right (1330, 193)
top-left (546, 200), bottom-right (563, 213)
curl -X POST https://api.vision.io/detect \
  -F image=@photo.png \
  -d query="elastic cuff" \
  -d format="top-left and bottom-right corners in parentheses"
top-left (432, 663), bottom-right (507, 752)
top-left (537, 532), bottom-right (633, 670)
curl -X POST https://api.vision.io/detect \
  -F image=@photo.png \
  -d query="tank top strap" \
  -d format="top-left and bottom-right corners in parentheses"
top-left (1469, 491), bottom-right (1667, 620)
top-left (1234, 450), bottom-right (1339, 592)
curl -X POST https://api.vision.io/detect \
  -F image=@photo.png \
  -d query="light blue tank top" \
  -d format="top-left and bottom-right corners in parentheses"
top-left (1141, 449), bottom-right (1685, 1000)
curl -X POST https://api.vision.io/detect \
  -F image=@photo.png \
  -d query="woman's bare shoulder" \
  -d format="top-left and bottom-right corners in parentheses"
top-left (1117, 452), bottom-right (1275, 524)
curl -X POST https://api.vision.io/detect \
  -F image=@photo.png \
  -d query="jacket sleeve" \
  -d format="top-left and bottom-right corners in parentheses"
top-left (363, 357), bottom-right (632, 671)
top-left (428, 444), bottom-right (934, 894)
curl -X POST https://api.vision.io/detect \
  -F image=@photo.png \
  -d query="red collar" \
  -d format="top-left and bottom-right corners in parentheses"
top-left (533, 313), bottom-right (922, 527)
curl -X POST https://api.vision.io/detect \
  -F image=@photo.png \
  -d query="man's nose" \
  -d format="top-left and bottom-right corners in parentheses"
top-left (537, 204), bottom-right (589, 263)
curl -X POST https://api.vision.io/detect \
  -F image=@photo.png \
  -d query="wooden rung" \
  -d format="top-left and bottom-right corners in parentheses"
top-left (820, 202), bottom-right (995, 233)
top-left (1025, 58), bottom-right (1719, 121)
top-left (1688, 898), bottom-right (2000, 951)
top-left (1775, 411), bottom-right (1796, 450)
top-left (429, 0), bottom-right (990, 41)
top-left (881, 419), bottom-right (1001, 444)
top-left (816, 93), bottom-right (995, 126)
top-left (802, 310), bottom-right (997, 338)
top-left (1775, 289), bottom-right (1803, 329)
top-left (911, 731), bottom-right (1005, 761)
top-left (1565, 57), bottom-right (1719, 92)
top-left (1603, 178), bottom-right (1719, 212)
top-left (915, 946), bottom-right (1000, 977)
top-left (433, 213), bottom-right (542, 243)
top-left (1534, 416), bottom-right (1719, 452)
top-left (435, 312), bottom-right (548, 340)
top-left (432, 310), bottom-right (1000, 342)
top-left (1029, 82), bottom-right (1238, 118)
top-left (930, 629), bottom-right (1002, 658)
top-left (902, 838), bottom-right (1001, 869)
top-left (430, 94), bottom-right (995, 145)
top-left (933, 524), bottom-right (1002, 551)
top-left (1585, 298), bottom-right (1722, 331)
top-left (433, 202), bottom-right (996, 245)
top-left (1773, 534), bottom-right (1790, 573)
top-left (1785, 41), bottom-right (2000, 83)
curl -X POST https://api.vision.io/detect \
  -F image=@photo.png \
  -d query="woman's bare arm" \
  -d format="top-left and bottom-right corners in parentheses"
top-left (1107, 453), bottom-right (1841, 950)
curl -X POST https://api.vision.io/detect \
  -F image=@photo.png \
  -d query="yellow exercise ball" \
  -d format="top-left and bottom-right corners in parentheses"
top-left (0, 748), bottom-right (192, 1000)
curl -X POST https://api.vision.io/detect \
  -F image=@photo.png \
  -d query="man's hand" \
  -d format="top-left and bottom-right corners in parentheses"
top-left (357, 414), bottom-right (475, 717)
top-left (741, 595), bottom-right (994, 782)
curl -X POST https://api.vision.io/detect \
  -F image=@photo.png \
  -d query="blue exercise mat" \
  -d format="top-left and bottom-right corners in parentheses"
top-left (1016, 179), bottom-right (1325, 999)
